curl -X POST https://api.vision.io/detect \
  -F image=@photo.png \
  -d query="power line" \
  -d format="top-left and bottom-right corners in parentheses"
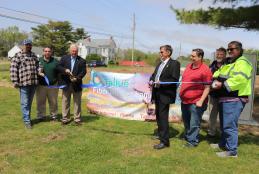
top-left (0, 6), bottom-right (53, 20)
top-left (0, 13), bottom-right (44, 25)
top-left (0, 6), bottom-right (131, 39)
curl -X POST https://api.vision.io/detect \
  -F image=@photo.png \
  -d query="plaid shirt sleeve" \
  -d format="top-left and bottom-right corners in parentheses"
top-left (10, 54), bottom-right (20, 85)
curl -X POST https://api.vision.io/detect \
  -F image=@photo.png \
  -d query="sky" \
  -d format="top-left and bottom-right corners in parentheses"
top-left (1, 0), bottom-right (259, 58)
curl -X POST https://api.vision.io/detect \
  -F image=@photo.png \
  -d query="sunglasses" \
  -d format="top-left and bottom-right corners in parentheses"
top-left (227, 47), bottom-right (238, 52)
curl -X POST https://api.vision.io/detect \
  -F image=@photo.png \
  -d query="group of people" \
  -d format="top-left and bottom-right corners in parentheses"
top-left (10, 39), bottom-right (86, 129)
top-left (149, 42), bottom-right (252, 158)
top-left (10, 39), bottom-right (252, 158)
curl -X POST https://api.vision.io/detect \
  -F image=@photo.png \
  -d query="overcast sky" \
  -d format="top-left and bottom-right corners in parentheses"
top-left (1, 0), bottom-right (259, 58)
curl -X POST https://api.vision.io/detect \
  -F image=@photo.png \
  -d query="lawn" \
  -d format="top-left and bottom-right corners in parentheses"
top-left (0, 61), bottom-right (259, 173)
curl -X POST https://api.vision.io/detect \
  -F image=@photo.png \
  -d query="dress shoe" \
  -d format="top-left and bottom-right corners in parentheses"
top-left (153, 143), bottom-right (169, 150)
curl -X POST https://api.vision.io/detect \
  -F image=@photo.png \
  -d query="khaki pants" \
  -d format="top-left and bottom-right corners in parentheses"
top-left (208, 96), bottom-right (219, 135)
top-left (36, 85), bottom-right (59, 118)
top-left (62, 84), bottom-right (82, 122)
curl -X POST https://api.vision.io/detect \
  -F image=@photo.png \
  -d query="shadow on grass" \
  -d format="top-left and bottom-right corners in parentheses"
top-left (87, 125), bottom-right (179, 138)
top-left (151, 127), bottom-right (180, 139)
top-left (239, 133), bottom-right (259, 146)
top-left (31, 114), bottom-right (100, 125)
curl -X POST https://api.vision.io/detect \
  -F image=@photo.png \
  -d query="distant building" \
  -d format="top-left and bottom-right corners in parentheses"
top-left (8, 45), bottom-right (43, 59)
top-left (77, 36), bottom-right (116, 64)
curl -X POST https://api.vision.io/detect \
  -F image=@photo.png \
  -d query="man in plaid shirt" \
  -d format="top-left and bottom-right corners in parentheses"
top-left (10, 39), bottom-right (39, 129)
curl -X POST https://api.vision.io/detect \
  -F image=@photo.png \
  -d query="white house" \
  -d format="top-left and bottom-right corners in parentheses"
top-left (8, 45), bottom-right (43, 59)
top-left (77, 36), bottom-right (116, 64)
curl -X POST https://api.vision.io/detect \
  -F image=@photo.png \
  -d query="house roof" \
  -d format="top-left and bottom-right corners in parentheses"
top-left (77, 38), bottom-right (116, 48)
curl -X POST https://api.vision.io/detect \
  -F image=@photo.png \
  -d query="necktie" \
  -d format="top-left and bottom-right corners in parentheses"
top-left (155, 62), bottom-right (165, 82)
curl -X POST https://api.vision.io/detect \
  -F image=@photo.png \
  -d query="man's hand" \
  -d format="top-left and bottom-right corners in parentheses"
top-left (148, 80), bottom-right (154, 88)
top-left (196, 100), bottom-right (203, 107)
top-left (70, 77), bottom-right (77, 82)
top-left (38, 72), bottom-right (45, 77)
top-left (65, 69), bottom-right (72, 76)
top-left (154, 81), bottom-right (160, 88)
top-left (211, 80), bottom-right (222, 89)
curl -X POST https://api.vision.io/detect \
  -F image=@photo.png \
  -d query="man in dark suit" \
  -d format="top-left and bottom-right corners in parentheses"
top-left (57, 44), bottom-right (86, 125)
top-left (149, 45), bottom-right (180, 149)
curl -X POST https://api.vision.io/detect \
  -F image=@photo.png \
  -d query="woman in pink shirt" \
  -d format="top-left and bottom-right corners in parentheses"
top-left (180, 48), bottom-right (212, 147)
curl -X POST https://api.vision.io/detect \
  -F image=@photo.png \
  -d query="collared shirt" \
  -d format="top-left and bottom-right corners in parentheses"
top-left (38, 57), bottom-right (59, 86)
top-left (180, 63), bottom-right (212, 104)
top-left (71, 56), bottom-right (76, 72)
top-left (10, 51), bottom-right (39, 86)
top-left (155, 58), bottom-right (170, 82)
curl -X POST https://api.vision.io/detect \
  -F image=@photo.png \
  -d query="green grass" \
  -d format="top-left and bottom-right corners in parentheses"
top-left (1, 61), bottom-right (259, 173)
top-left (0, 86), bottom-right (259, 174)
top-left (0, 61), bottom-right (10, 83)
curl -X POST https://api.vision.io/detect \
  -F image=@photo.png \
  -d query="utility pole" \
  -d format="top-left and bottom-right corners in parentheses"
top-left (132, 13), bottom-right (135, 66)
top-left (178, 42), bottom-right (181, 58)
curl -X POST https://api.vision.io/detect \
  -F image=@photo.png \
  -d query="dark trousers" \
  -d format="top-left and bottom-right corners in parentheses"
top-left (155, 98), bottom-right (170, 145)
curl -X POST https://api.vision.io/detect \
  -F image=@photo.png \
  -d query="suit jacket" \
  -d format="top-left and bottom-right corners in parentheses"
top-left (57, 54), bottom-right (86, 92)
top-left (150, 58), bottom-right (180, 104)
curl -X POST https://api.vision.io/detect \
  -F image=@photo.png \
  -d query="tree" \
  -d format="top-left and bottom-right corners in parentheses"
top-left (73, 28), bottom-right (89, 41)
top-left (171, 0), bottom-right (259, 31)
top-left (0, 26), bottom-right (27, 57)
top-left (119, 49), bottom-right (160, 66)
top-left (32, 21), bottom-right (89, 56)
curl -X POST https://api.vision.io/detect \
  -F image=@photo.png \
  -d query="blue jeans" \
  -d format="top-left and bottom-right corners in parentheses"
top-left (19, 85), bottom-right (36, 124)
top-left (219, 100), bottom-right (245, 155)
top-left (181, 103), bottom-right (207, 146)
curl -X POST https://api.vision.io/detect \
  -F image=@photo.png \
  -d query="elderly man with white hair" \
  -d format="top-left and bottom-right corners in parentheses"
top-left (57, 44), bottom-right (86, 125)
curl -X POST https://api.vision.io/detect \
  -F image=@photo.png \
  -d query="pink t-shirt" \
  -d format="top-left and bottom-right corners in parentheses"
top-left (180, 63), bottom-right (212, 104)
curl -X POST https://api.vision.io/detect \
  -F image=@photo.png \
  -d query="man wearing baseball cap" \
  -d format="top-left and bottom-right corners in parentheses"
top-left (10, 39), bottom-right (39, 129)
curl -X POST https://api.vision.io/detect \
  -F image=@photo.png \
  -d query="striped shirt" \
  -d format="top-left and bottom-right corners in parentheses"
top-left (10, 51), bottom-right (39, 86)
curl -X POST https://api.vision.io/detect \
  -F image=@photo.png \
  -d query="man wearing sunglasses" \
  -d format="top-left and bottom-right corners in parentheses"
top-left (211, 41), bottom-right (253, 157)
top-left (149, 45), bottom-right (180, 149)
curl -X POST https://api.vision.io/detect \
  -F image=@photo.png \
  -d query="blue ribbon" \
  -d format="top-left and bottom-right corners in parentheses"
top-left (44, 76), bottom-right (50, 86)
top-left (43, 76), bottom-right (66, 89)
top-left (44, 76), bottom-right (212, 89)
top-left (157, 81), bottom-right (212, 85)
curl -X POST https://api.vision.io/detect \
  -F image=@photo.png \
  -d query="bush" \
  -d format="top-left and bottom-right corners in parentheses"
top-left (86, 54), bottom-right (102, 62)
top-left (108, 60), bottom-right (118, 65)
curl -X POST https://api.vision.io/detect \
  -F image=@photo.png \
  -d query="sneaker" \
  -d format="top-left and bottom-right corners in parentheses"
top-left (25, 123), bottom-right (32, 129)
top-left (50, 116), bottom-right (57, 121)
top-left (61, 118), bottom-right (71, 125)
top-left (210, 143), bottom-right (220, 149)
top-left (74, 119), bottom-right (82, 125)
top-left (216, 151), bottom-right (237, 158)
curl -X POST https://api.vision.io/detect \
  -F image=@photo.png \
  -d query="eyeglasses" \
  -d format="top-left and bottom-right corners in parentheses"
top-left (227, 47), bottom-right (238, 52)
